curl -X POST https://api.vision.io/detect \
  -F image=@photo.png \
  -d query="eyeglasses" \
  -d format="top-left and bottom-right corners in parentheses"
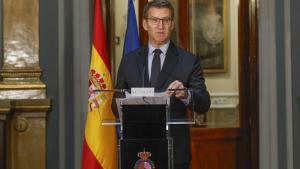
top-left (146, 17), bottom-right (173, 25)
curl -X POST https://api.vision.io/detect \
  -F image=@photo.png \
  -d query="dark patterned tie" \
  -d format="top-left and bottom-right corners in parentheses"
top-left (150, 49), bottom-right (162, 86)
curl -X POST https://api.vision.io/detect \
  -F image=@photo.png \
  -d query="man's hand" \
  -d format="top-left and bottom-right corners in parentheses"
top-left (166, 80), bottom-right (188, 99)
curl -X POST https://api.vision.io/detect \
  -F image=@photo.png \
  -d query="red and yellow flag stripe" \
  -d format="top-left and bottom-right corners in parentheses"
top-left (82, 0), bottom-right (117, 169)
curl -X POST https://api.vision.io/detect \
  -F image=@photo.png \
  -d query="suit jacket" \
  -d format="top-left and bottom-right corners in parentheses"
top-left (115, 42), bottom-right (210, 163)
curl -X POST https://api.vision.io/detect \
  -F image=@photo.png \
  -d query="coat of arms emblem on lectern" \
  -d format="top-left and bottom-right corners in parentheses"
top-left (134, 150), bottom-right (155, 169)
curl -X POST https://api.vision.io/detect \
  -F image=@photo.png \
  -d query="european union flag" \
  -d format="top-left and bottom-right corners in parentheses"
top-left (123, 0), bottom-right (140, 56)
top-left (117, 0), bottom-right (140, 139)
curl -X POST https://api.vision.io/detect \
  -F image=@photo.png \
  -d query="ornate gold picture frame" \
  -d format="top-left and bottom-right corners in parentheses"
top-left (189, 0), bottom-right (228, 73)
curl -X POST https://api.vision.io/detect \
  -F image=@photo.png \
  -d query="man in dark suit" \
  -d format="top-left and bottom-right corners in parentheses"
top-left (115, 0), bottom-right (210, 168)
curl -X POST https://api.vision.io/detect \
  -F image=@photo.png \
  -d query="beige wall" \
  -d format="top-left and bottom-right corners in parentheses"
top-left (205, 0), bottom-right (239, 95)
top-left (114, 0), bottom-right (139, 75)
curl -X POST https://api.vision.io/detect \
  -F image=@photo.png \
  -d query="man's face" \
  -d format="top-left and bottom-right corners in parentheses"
top-left (143, 7), bottom-right (174, 48)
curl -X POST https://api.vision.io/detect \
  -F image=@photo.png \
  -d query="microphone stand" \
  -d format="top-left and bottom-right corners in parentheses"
top-left (92, 89), bottom-right (130, 93)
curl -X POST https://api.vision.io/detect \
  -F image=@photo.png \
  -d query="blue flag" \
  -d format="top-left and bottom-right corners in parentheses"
top-left (123, 0), bottom-right (140, 56)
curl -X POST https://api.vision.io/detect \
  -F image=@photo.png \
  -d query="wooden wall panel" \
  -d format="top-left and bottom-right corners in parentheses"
top-left (0, 121), bottom-right (5, 169)
top-left (190, 128), bottom-right (240, 169)
top-left (0, 100), bottom-right (50, 169)
top-left (0, 101), bottom-right (10, 169)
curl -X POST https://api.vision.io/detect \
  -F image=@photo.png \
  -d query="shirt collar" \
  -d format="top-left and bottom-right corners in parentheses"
top-left (148, 41), bottom-right (170, 55)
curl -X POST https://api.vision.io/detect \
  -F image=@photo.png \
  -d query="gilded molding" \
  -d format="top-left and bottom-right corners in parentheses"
top-left (0, 84), bottom-right (46, 90)
top-left (0, 69), bottom-right (46, 98)
top-left (0, 99), bottom-right (50, 112)
top-left (0, 72), bottom-right (42, 78)
top-left (0, 68), bottom-right (42, 78)
top-left (10, 99), bottom-right (51, 112)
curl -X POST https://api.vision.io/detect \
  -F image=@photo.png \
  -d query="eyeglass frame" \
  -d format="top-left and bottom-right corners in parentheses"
top-left (145, 16), bottom-right (173, 25)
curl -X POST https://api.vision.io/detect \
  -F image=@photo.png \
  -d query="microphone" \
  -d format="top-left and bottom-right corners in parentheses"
top-left (142, 65), bottom-right (146, 88)
top-left (92, 89), bottom-right (129, 93)
top-left (167, 88), bottom-right (191, 92)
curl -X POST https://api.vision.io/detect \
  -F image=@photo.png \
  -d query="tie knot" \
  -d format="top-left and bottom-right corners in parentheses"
top-left (153, 49), bottom-right (162, 56)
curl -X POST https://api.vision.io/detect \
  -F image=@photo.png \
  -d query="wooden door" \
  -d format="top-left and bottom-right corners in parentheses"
top-left (138, 0), bottom-right (258, 169)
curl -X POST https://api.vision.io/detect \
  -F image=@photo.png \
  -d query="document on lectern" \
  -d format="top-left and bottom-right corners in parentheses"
top-left (115, 91), bottom-right (170, 115)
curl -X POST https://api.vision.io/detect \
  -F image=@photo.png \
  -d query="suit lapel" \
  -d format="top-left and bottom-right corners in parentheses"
top-left (136, 45), bottom-right (151, 87)
top-left (156, 42), bottom-right (179, 90)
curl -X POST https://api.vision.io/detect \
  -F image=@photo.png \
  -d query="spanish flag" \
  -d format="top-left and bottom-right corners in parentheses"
top-left (81, 0), bottom-right (117, 169)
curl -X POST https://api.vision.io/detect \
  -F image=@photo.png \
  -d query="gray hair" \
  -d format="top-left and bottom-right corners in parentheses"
top-left (143, 0), bottom-right (174, 19)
